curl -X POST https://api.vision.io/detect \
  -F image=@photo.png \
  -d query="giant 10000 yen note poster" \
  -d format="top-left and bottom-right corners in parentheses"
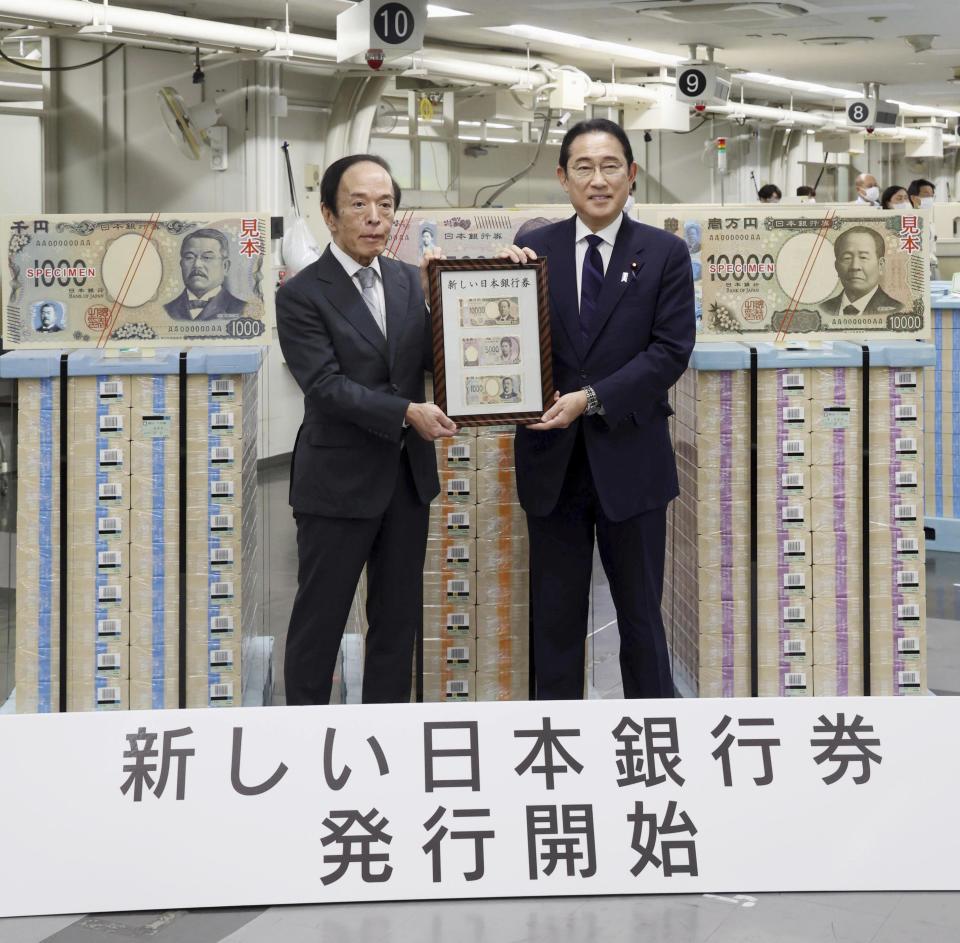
top-left (660, 208), bottom-right (931, 342)
top-left (2, 214), bottom-right (273, 347)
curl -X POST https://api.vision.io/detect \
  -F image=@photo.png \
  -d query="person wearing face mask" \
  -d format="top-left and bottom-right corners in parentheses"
top-left (881, 186), bottom-right (911, 209)
top-left (758, 184), bottom-right (782, 204)
top-left (854, 172), bottom-right (881, 207)
top-left (907, 179), bottom-right (939, 279)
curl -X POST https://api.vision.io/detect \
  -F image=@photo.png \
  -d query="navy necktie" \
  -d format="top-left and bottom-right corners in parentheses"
top-left (580, 234), bottom-right (605, 341)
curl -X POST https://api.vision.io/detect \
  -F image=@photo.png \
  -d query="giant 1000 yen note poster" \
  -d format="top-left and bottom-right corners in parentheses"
top-left (660, 208), bottom-right (930, 342)
top-left (2, 214), bottom-right (273, 347)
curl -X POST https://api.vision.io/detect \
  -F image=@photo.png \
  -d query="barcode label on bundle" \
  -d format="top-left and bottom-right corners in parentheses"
top-left (783, 373), bottom-right (804, 390)
top-left (784, 573), bottom-right (805, 589)
top-left (210, 649), bottom-right (234, 667)
top-left (99, 380), bottom-right (123, 399)
top-left (782, 505), bottom-right (804, 522)
top-left (99, 414), bottom-right (123, 432)
top-left (97, 619), bottom-right (121, 637)
top-left (98, 517), bottom-right (122, 534)
top-left (97, 653), bottom-right (121, 671)
top-left (898, 604), bottom-right (921, 621)
top-left (446, 680), bottom-right (469, 698)
top-left (447, 511), bottom-right (470, 529)
top-left (784, 639), bottom-right (807, 656)
top-left (783, 406), bottom-right (805, 423)
top-left (210, 581), bottom-right (234, 599)
top-left (897, 570), bottom-right (920, 587)
top-left (899, 637), bottom-right (921, 654)
top-left (210, 379), bottom-right (235, 396)
top-left (211, 446), bottom-right (234, 464)
top-left (97, 687), bottom-right (121, 705)
top-left (211, 480), bottom-right (235, 498)
top-left (446, 646), bottom-right (470, 664)
top-left (211, 412), bottom-right (235, 430)
top-left (895, 438), bottom-right (918, 455)
top-left (448, 444), bottom-right (471, 462)
top-left (211, 548), bottom-right (234, 566)
top-left (895, 404), bottom-right (918, 421)
top-left (783, 605), bottom-right (806, 623)
top-left (98, 483), bottom-right (122, 500)
top-left (783, 439), bottom-right (805, 456)
top-left (894, 371), bottom-right (917, 388)
top-left (895, 504), bottom-right (917, 521)
top-left (99, 448), bottom-right (123, 467)
top-left (446, 613), bottom-right (470, 631)
top-left (97, 551), bottom-right (122, 569)
top-left (447, 478), bottom-right (470, 495)
top-left (785, 672), bottom-right (807, 690)
top-left (782, 472), bottom-right (804, 489)
top-left (210, 514), bottom-right (234, 532)
top-left (447, 579), bottom-right (470, 597)
top-left (784, 538), bottom-right (805, 556)
top-left (210, 683), bottom-right (233, 701)
top-left (446, 545), bottom-right (469, 564)
top-left (897, 537), bottom-right (920, 554)
top-left (211, 615), bottom-right (235, 634)
top-left (895, 471), bottom-right (918, 488)
top-left (98, 585), bottom-right (122, 602)
top-left (898, 671), bottom-right (921, 688)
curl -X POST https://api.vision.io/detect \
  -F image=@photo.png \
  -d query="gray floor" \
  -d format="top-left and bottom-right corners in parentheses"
top-left (2, 459), bottom-right (960, 941)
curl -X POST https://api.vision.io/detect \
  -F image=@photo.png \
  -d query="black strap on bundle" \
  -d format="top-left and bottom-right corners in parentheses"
top-left (749, 347), bottom-right (759, 698)
top-left (860, 345), bottom-right (871, 695)
top-left (178, 352), bottom-right (188, 709)
top-left (59, 353), bottom-right (69, 712)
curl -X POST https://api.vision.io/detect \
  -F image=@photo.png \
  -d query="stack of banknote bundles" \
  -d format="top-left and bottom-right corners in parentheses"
top-left (925, 300), bottom-right (960, 524)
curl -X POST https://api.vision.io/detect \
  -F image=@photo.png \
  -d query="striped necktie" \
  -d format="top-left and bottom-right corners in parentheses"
top-left (580, 234), bottom-right (605, 341)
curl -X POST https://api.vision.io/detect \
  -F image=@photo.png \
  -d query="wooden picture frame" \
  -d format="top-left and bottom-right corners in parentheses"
top-left (428, 258), bottom-right (554, 426)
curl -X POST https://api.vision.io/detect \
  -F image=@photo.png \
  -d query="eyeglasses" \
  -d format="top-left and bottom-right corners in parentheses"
top-left (567, 163), bottom-right (628, 181)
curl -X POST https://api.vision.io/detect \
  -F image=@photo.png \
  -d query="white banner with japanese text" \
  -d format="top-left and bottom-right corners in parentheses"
top-left (0, 696), bottom-right (957, 916)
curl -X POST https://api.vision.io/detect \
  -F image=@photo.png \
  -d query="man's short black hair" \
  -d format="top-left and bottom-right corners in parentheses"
top-left (907, 178), bottom-right (935, 197)
top-left (758, 184), bottom-right (782, 201)
top-left (320, 154), bottom-right (402, 216)
top-left (558, 118), bottom-right (634, 170)
top-left (183, 228), bottom-right (230, 257)
top-left (835, 225), bottom-right (885, 258)
top-left (796, 185), bottom-right (816, 197)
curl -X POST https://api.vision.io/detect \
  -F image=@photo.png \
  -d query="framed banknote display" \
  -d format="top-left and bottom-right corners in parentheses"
top-left (428, 258), bottom-right (554, 426)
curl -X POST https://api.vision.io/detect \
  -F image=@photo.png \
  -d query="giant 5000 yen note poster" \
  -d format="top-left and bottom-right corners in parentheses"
top-left (2, 214), bottom-right (273, 347)
top-left (660, 208), bottom-right (930, 342)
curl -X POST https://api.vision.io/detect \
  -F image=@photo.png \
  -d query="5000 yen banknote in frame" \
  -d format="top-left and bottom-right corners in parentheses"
top-left (429, 258), bottom-right (554, 426)
top-left (662, 208), bottom-right (931, 342)
top-left (2, 214), bottom-right (273, 347)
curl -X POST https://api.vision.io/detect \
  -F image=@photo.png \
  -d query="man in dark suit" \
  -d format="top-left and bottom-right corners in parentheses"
top-left (820, 226), bottom-right (905, 317)
top-left (502, 118), bottom-right (695, 700)
top-left (165, 229), bottom-right (247, 321)
top-left (277, 154), bottom-right (456, 705)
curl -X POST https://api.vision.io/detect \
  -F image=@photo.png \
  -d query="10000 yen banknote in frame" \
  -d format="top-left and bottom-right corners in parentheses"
top-left (429, 257), bottom-right (554, 427)
top-left (659, 208), bottom-right (931, 343)
top-left (2, 214), bottom-right (273, 347)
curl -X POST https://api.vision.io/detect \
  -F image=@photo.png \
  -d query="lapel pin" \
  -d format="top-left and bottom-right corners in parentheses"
top-left (621, 272), bottom-right (629, 284)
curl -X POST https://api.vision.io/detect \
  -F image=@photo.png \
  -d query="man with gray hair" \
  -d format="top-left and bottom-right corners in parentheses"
top-left (165, 228), bottom-right (247, 320)
top-left (853, 172), bottom-right (881, 207)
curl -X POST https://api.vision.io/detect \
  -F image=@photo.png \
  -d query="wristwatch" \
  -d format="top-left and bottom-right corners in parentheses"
top-left (582, 385), bottom-right (601, 416)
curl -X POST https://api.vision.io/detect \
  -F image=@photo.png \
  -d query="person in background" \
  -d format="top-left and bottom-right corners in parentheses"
top-left (881, 185), bottom-right (910, 209)
top-left (854, 172), bottom-right (881, 206)
top-left (907, 179), bottom-right (939, 279)
top-left (758, 184), bottom-right (782, 203)
top-left (796, 185), bottom-right (816, 202)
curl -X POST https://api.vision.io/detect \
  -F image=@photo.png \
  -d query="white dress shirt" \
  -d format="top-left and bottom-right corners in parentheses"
top-left (330, 241), bottom-right (387, 334)
top-left (839, 285), bottom-right (879, 314)
top-left (575, 213), bottom-right (624, 305)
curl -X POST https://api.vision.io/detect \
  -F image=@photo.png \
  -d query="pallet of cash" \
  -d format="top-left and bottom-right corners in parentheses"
top-left (925, 288), bottom-right (960, 545)
top-left (185, 348), bottom-right (262, 709)
top-left (2, 352), bottom-right (66, 712)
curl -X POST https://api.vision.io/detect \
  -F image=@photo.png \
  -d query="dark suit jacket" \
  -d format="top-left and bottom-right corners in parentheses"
top-left (164, 287), bottom-right (246, 321)
top-left (516, 213), bottom-right (695, 522)
top-left (276, 247), bottom-right (439, 519)
top-left (819, 286), bottom-right (904, 317)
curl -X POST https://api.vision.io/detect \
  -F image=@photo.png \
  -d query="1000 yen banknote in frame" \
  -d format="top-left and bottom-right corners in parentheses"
top-left (2, 214), bottom-right (273, 347)
top-left (429, 257), bottom-right (554, 427)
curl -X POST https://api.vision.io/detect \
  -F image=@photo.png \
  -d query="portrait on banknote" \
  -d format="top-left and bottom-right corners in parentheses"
top-left (428, 258), bottom-right (553, 426)
top-left (677, 208), bottom-right (930, 342)
top-left (2, 214), bottom-right (274, 347)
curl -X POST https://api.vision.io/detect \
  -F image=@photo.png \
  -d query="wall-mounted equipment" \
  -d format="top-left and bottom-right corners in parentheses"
top-left (337, 0), bottom-right (427, 68)
top-left (157, 86), bottom-right (223, 166)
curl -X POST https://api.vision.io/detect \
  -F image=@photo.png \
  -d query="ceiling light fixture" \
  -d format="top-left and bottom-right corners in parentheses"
top-left (427, 4), bottom-right (471, 17)
top-left (485, 24), bottom-right (682, 67)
